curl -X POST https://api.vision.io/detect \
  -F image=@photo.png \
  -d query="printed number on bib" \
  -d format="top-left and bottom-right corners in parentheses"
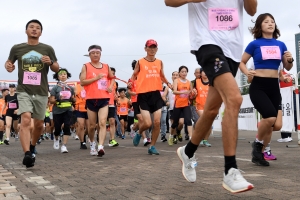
top-left (23, 72), bottom-right (41, 85)
top-left (260, 46), bottom-right (281, 60)
top-left (209, 8), bottom-right (239, 30)
top-left (98, 79), bottom-right (108, 90)
top-left (80, 90), bottom-right (86, 98)
top-left (60, 91), bottom-right (71, 99)
top-left (120, 107), bottom-right (127, 112)
top-left (9, 103), bottom-right (17, 109)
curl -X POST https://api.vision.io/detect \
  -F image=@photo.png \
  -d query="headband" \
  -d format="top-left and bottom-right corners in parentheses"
top-left (88, 49), bottom-right (101, 53)
top-left (58, 70), bottom-right (67, 75)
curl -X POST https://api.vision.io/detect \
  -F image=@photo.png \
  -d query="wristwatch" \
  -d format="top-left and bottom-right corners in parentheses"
top-left (50, 60), bottom-right (54, 66)
top-left (288, 58), bottom-right (294, 63)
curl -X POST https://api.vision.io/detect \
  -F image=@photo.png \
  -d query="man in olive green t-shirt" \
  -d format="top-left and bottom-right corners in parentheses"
top-left (4, 19), bottom-right (59, 168)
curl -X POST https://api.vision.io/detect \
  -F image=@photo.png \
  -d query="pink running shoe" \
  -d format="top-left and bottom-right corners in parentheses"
top-left (263, 151), bottom-right (277, 160)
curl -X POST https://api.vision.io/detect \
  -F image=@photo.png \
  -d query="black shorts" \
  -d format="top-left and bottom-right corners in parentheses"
top-left (86, 99), bottom-right (109, 112)
top-left (6, 110), bottom-right (19, 121)
top-left (195, 44), bottom-right (239, 86)
top-left (0, 115), bottom-right (5, 121)
top-left (132, 102), bottom-right (140, 119)
top-left (137, 90), bottom-right (164, 113)
top-left (249, 77), bottom-right (281, 119)
top-left (44, 116), bottom-right (51, 125)
top-left (108, 107), bottom-right (115, 119)
top-left (117, 115), bottom-right (128, 122)
top-left (169, 109), bottom-right (183, 120)
top-left (75, 110), bottom-right (88, 119)
top-left (70, 112), bottom-right (77, 125)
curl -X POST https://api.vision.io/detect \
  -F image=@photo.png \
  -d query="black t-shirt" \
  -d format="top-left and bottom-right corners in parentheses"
top-left (5, 93), bottom-right (18, 110)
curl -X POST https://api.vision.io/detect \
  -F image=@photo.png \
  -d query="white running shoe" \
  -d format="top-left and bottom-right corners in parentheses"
top-left (223, 168), bottom-right (254, 193)
top-left (277, 138), bottom-right (290, 143)
top-left (75, 135), bottom-right (79, 140)
top-left (177, 145), bottom-right (197, 183)
top-left (287, 137), bottom-right (293, 142)
top-left (53, 139), bottom-right (59, 150)
top-left (90, 142), bottom-right (98, 156)
top-left (61, 145), bottom-right (68, 153)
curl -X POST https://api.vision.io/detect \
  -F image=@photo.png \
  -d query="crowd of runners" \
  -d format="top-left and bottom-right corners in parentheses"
top-left (1, 0), bottom-right (297, 194)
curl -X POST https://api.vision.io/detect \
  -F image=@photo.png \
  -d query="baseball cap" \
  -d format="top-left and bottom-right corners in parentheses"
top-left (9, 84), bottom-right (16, 88)
top-left (145, 39), bottom-right (158, 47)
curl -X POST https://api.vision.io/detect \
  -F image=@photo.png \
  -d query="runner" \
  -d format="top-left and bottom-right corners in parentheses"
top-left (50, 68), bottom-right (75, 153)
top-left (239, 13), bottom-right (293, 166)
top-left (5, 19), bottom-right (59, 167)
top-left (2, 84), bottom-right (19, 145)
top-left (0, 88), bottom-right (9, 144)
top-left (107, 67), bottom-right (119, 147)
top-left (74, 75), bottom-right (89, 149)
top-left (128, 39), bottom-right (172, 155)
top-left (159, 84), bottom-right (168, 143)
top-left (169, 66), bottom-right (194, 146)
top-left (165, 0), bottom-right (257, 193)
top-left (195, 68), bottom-right (212, 147)
top-left (80, 44), bottom-right (115, 157)
top-left (116, 88), bottom-right (131, 139)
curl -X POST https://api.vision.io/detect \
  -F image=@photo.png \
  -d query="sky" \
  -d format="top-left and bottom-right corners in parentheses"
top-left (1, 0), bottom-right (299, 87)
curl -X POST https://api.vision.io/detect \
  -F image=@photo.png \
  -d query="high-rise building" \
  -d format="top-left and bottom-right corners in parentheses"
top-left (295, 32), bottom-right (300, 73)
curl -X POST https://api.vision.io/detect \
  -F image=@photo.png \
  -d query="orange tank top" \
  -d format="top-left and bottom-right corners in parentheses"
top-left (135, 58), bottom-right (163, 94)
top-left (117, 97), bottom-right (129, 115)
top-left (75, 82), bottom-right (87, 112)
top-left (108, 81), bottom-right (117, 106)
top-left (195, 79), bottom-right (209, 109)
top-left (84, 62), bottom-right (110, 100)
top-left (130, 80), bottom-right (138, 103)
top-left (0, 99), bottom-right (7, 115)
top-left (175, 79), bottom-right (190, 108)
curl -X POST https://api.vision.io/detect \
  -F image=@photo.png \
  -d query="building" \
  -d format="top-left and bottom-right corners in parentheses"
top-left (295, 32), bottom-right (300, 73)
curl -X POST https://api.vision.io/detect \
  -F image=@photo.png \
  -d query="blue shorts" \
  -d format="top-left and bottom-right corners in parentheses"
top-left (86, 99), bottom-right (109, 113)
top-left (75, 110), bottom-right (88, 119)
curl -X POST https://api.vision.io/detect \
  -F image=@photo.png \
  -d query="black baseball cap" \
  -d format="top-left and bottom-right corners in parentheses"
top-left (9, 84), bottom-right (16, 88)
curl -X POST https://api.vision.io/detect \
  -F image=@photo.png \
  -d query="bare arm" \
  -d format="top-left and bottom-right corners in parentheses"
top-left (161, 86), bottom-right (168, 102)
top-left (165, 0), bottom-right (206, 7)
top-left (172, 79), bottom-right (187, 95)
top-left (130, 62), bottom-right (140, 81)
top-left (244, 0), bottom-right (257, 16)
top-left (49, 96), bottom-right (57, 104)
top-left (127, 88), bottom-right (136, 96)
top-left (4, 60), bottom-right (15, 73)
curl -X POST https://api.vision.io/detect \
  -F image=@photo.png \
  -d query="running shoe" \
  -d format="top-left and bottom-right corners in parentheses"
top-left (177, 133), bottom-right (183, 142)
top-left (53, 139), bottom-right (59, 150)
top-left (222, 168), bottom-right (254, 193)
top-left (263, 151), bottom-right (277, 160)
top-left (61, 145), bottom-right (68, 153)
top-left (203, 140), bottom-right (212, 147)
top-left (23, 151), bottom-right (35, 168)
top-left (277, 138), bottom-right (289, 143)
top-left (143, 138), bottom-right (150, 146)
top-left (200, 140), bottom-right (204, 147)
top-left (130, 126), bottom-right (136, 138)
top-left (90, 142), bottom-right (98, 156)
top-left (287, 137), bottom-right (293, 142)
top-left (133, 132), bottom-right (141, 146)
top-left (37, 138), bottom-right (42, 144)
top-left (75, 135), bottom-right (79, 140)
top-left (161, 135), bottom-right (167, 142)
top-left (177, 145), bottom-right (197, 183)
top-left (44, 133), bottom-right (49, 140)
top-left (108, 139), bottom-right (119, 147)
top-left (80, 142), bottom-right (88, 149)
top-left (97, 148), bottom-right (105, 157)
top-left (173, 136), bottom-right (178, 144)
top-left (148, 146), bottom-right (159, 155)
top-left (121, 135), bottom-right (125, 139)
top-left (168, 135), bottom-right (174, 146)
top-left (251, 141), bottom-right (269, 166)
top-left (4, 139), bottom-right (9, 145)
top-left (0, 140), bottom-right (3, 145)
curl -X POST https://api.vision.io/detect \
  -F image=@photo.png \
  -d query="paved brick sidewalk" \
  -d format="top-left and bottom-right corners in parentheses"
top-left (0, 130), bottom-right (299, 200)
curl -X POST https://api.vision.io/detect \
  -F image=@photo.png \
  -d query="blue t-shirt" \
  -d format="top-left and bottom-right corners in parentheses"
top-left (245, 38), bottom-right (287, 70)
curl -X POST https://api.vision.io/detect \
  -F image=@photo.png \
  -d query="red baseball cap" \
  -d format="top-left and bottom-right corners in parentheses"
top-left (145, 39), bottom-right (158, 47)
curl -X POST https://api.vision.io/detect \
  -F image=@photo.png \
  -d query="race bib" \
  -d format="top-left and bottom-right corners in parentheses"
top-left (120, 107), bottom-right (127, 112)
top-left (23, 72), bottom-right (41, 85)
top-left (260, 46), bottom-right (281, 60)
top-left (60, 91), bottom-right (71, 99)
top-left (209, 8), bottom-right (239, 30)
top-left (180, 90), bottom-right (189, 98)
top-left (9, 102), bottom-right (17, 109)
top-left (80, 90), bottom-right (86, 98)
top-left (97, 79), bottom-right (108, 90)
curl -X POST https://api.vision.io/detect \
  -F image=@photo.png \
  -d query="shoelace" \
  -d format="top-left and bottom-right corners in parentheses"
top-left (186, 157), bottom-right (198, 169)
top-left (231, 169), bottom-right (245, 181)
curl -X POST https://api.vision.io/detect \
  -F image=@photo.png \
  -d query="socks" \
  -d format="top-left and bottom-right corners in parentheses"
top-left (264, 144), bottom-right (270, 152)
top-left (98, 145), bottom-right (104, 150)
top-left (184, 141), bottom-right (198, 159)
top-left (224, 155), bottom-right (237, 175)
top-left (255, 138), bottom-right (263, 144)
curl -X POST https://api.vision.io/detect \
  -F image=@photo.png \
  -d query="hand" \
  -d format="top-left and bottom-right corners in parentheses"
top-left (127, 80), bottom-right (133, 89)
top-left (167, 82), bottom-right (173, 90)
top-left (96, 74), bottom-right (104, 80)
top-left (191, 88), bottom-right (197, 96)
top-left (14, 110), bottom-right (18, 114)
top-left (107, 87), bottom-right (113, 93)
top-left (41, 55), bottom-right (52, 65)
top-left (284, 51), bottom-right (293, 62)
top-left (5, 61), bottom-right (15, 72)
top-left (247, 69), bottom-right (256, 77)
top-left (283, 74), bottom-right (291, 83)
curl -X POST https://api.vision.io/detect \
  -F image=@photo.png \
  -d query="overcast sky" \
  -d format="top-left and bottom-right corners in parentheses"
top-left (1, 0), bottom-right (299, 87)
